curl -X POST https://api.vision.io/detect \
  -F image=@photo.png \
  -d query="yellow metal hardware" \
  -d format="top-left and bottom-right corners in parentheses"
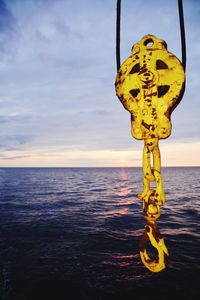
top-left (115, 35), bottom-right (185, 272)
top-left (140, 223), bottom-right (169, 273)
top-left (115, 34), bottom-right (185, 141)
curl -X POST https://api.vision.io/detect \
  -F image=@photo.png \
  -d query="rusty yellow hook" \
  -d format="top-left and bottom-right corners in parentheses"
top-left (140, 223), bottom-right (169, 273)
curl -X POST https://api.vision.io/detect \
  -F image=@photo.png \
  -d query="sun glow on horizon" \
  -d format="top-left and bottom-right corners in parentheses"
top-left (120, 158), bottom-right (126, 164)
top-left (0, 141), bottom-right (199, 167)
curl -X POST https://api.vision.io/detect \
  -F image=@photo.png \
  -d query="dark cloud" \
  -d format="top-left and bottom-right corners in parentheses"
top-left (0, 134), bottom-right (35, 150)
top-left (0, 114), bottom-right (30, 124)
top-left (2, 155), bottom-right (29, 160)
top-left (54, 21), bottom-right (82, 39)
top-left (0, 0), bottom-right (14, 31)
top-left (35, 29), bottom-right (51, 43)
top-left (0, 0), bottom-right (19, 58)
top-left (92, 110), bottom-right (112, 116)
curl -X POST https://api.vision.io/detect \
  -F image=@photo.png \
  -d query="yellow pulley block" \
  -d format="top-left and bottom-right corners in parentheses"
top-left (115, 34), bottom-right (185, 141)
top-left (115, 34), bottom-right (185, 272)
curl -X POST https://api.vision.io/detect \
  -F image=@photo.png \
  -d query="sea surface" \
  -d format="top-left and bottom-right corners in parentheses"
top-left (0, 167), bottom-right (200, 300)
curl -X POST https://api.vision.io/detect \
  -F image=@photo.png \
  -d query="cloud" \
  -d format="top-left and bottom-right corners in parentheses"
top-left (0, 0), bottom-right (19, 60)
top-left (2, 155), bottom-right (29, 160)
top-left (0, 133), bottom-right (35, 151)
top-left (54, 20), bottom-right (82, 40)
top-left (0, 0), bottom-right (13, 30)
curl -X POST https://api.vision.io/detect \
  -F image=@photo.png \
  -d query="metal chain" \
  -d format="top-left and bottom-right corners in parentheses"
top-left (138, 139), bottom-right (169, 272)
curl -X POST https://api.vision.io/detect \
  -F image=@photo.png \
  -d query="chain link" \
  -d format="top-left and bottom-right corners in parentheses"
top-left (138, 138), bottom-right (169, 272)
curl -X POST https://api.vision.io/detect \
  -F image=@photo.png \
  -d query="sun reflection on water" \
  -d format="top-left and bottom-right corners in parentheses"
top-left (117, 168), bottom-right (132, 198)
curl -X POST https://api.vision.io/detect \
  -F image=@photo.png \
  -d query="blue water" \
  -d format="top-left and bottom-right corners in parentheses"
top-left (0, 167), bottom-right (200, 300)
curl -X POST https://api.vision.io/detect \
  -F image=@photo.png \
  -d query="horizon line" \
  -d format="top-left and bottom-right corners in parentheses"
top-left (0, 166), bottom-right (200, 168)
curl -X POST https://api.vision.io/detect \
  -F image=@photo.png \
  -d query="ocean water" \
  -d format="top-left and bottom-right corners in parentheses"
top-left (0, 167), bottom-right (200, 300)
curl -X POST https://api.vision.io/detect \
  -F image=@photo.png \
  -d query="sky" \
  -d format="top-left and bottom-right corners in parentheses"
top-left (0, 0), bottom-right (199, 167)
